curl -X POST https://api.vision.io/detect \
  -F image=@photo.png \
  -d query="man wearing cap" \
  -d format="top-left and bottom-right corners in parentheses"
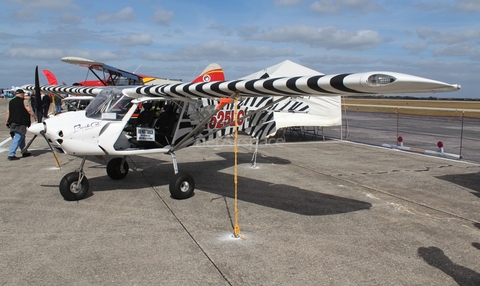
top-left (5, 89), bottom-right (38, 160)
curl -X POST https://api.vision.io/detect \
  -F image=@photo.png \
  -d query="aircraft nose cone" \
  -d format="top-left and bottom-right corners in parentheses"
top-left (28, 122), bottom-right (45, 135)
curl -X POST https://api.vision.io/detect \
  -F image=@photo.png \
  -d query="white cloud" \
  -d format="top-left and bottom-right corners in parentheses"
top-left (415, 2), bottom-right (446, 11)
top-left (274, 0), bottom-right (303, 7)
top-left (59, 13), bottom-right (82, 25)
top-left (96, 7), bottom-right (135, 24)
top-left (139, 40), bottom-right (295, 62)
top-left (433, 43), bottom-right (480, 60)
top-left (37, 27), bottom-right (105, 47)
top-left (417, 0), bottom-right (480, 12)
top-left (241, 25), bottom-right (385, 50)
top-left (455, 0), bottom-right (480, 12)
top-left (301, 55), bottom-right (372, 66)
top-left (404, 42), bottom-right (428, 54)
top-left (106, 34), bottom-right (153, 47)
top-left (12, 8), bottom-right (36, 20)
top-left (65, 49), bottom-right (131, 62)
top-left (416, 27), bottom-right (439, 39)
top-left (429, 30), bottom-right (480, 44)
top-left (6, 47), bottom-right (63, 60)
top-left (0, 32), bottom-right (19, 40)
top-left (6, 0), bottom-right (77, 9)
top-left (208, 24), bottom-right (233, 36)
top-left (310, 0), bottom-right (380, 14)
top-left (310, 0), bottom-right (340, 14)
top-left (152, 9), bottom-right (174, 26)
top-left (417, 28), bottom-right (480, 44)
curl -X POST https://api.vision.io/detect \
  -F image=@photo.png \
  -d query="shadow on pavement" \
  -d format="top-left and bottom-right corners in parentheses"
top-left (418, 246), bottom-right (480, 286)
top-left (436, 172), bottom-right (480, 198)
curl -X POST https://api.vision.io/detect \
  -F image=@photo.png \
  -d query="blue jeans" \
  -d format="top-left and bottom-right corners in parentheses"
top-left (8, 131), bottom-right (26, 157)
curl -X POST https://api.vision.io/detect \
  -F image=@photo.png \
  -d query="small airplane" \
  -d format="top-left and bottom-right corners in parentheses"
top-left (41, 57), bottom-right (225, 116)
top-left (22, 63), bottom-right (460, 201)
top-left (60, 56), bottom-right (225, 86)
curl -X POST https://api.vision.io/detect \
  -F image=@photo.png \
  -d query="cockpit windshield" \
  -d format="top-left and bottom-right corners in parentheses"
top-left (85, 89), bottom-right (134, 120)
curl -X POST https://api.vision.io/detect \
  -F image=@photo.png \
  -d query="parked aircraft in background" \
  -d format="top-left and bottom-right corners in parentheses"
top-left (60, 56), bottom-right (225, 86)
top-left (40, 57), bottom-right (226, 116)
top-left (23, 62), bottom-right (460, 201)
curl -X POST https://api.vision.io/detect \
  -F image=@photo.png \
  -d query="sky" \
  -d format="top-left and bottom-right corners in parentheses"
top-left (1, 0), bottom-right (479, 98)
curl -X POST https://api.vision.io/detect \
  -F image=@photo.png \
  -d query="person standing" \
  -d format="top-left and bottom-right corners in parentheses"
top-left (30, 92), bottom-right (37, 115)
top-left (5, 89), bottom-right (38, 160)
top-left (54, 94), bottom-right (62, 114)
top-left (42, 93), bottom-right (51, 119)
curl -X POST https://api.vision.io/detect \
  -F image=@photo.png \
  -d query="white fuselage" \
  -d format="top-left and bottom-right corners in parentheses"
top-left (28, 102), bottom-right (171, 156)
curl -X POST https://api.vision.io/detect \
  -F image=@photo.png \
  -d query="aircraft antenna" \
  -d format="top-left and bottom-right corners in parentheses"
top-left (191, 64), bottom-right (199, 81)
top-left (133, 65), bottom-right (142, 74)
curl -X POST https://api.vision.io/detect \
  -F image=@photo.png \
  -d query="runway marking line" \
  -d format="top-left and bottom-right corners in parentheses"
top-left (0, 137), bottom-right (12, 146)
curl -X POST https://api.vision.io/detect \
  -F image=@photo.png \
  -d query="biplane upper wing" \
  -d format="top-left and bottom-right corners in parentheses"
top-left (61, 56), bottom-right (143, 82)
top-left (22, 71), bottom-right (460, 99)
top-left (61, 57), bottom-right (226, 86)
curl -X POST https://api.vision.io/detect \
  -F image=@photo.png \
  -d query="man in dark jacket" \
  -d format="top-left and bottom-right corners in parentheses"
top-left (5, 89), bottom-right (38, 160)
top-left (42, 94), bottom-right (51, 119)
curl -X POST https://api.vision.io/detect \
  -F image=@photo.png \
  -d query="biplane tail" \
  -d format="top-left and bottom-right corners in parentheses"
top-left (42, 69), bottom-right (58, 85)
top-left (192, 63), bottom-right (225, 83)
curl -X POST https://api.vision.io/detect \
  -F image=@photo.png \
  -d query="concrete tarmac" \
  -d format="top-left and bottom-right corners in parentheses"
top-left (1, 98), bottom-right (480, 285)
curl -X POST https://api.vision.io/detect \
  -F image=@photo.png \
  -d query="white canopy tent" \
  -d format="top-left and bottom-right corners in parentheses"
top-left (241, 60), bottom-right (342, 137)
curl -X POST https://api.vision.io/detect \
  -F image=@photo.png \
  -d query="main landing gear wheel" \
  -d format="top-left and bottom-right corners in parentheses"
top-left (59, 171), bottom-right (89, 201)
top-left (106, 157), bottom-right (129, 180)
top-left (169, 172), bottom-right (195, 199)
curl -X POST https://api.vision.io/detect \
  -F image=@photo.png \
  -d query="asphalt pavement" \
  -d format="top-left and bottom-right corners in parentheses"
top-left (1, 98), bottom-right (480, 285)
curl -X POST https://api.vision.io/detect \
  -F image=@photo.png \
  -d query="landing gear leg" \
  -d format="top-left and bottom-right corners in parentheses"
top-left (59, 156), bottom-right (89, 201)
top-left (251, 139), bottom-right (259, 168)
top-left (168, 152), bottom-right (194, 199)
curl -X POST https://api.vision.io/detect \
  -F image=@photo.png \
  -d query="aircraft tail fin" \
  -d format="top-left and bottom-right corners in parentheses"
top-left (42, 69), bottom-right (58, 85)
top-left (192, 63), bottom-right (225, 83)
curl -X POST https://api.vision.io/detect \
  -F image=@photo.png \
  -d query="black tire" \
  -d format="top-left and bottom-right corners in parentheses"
top-left (169, 172), bottom-right (195, 199)
top-left (106, 157), bottom-right (129, 180)
top-left (59, 172), bottom-right (89, 201)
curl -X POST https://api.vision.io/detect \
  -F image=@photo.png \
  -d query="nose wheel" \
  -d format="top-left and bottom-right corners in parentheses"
top-left (59, 156), bottom-right (89, 201)
top-left (59, 171), bottom-right (89, 201)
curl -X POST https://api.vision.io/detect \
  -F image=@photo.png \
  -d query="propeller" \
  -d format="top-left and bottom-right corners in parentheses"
top-left (22, 66), bottom-right (61, 167)
top-left (35, 66), bottom-right (43, 122)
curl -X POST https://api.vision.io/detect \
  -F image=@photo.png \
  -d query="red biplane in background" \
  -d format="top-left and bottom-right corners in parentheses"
top-left (40, 57), bottom-right (225, 114)
top-left (59, 56), bottom-right (225, 86)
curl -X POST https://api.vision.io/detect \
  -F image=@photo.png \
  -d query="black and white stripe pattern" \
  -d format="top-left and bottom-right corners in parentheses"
top-left (186, 97), bottom-right (310, 142)
top-left (124, 74), bottom-right (367, 99)
top-left (22, 72), bottom-right (457, 100)
top-left (227, 97), bottom-right (308, 138)
top-left (241, 97), bottom-right (309, 113)
top-left (243, 111), bottom-right (276, 139)
top-left (184, 95), bottom-right (309, 143)
top-left (22, 84), bottom-right (102, 95)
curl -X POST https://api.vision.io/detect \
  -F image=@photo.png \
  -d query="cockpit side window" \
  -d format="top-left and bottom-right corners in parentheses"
top-left (85, 90), bottom-right (134, 120)
top-left (85, 92), bottom-right (109, 118)
top-left (108, 96), bottom-right (133, 119)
